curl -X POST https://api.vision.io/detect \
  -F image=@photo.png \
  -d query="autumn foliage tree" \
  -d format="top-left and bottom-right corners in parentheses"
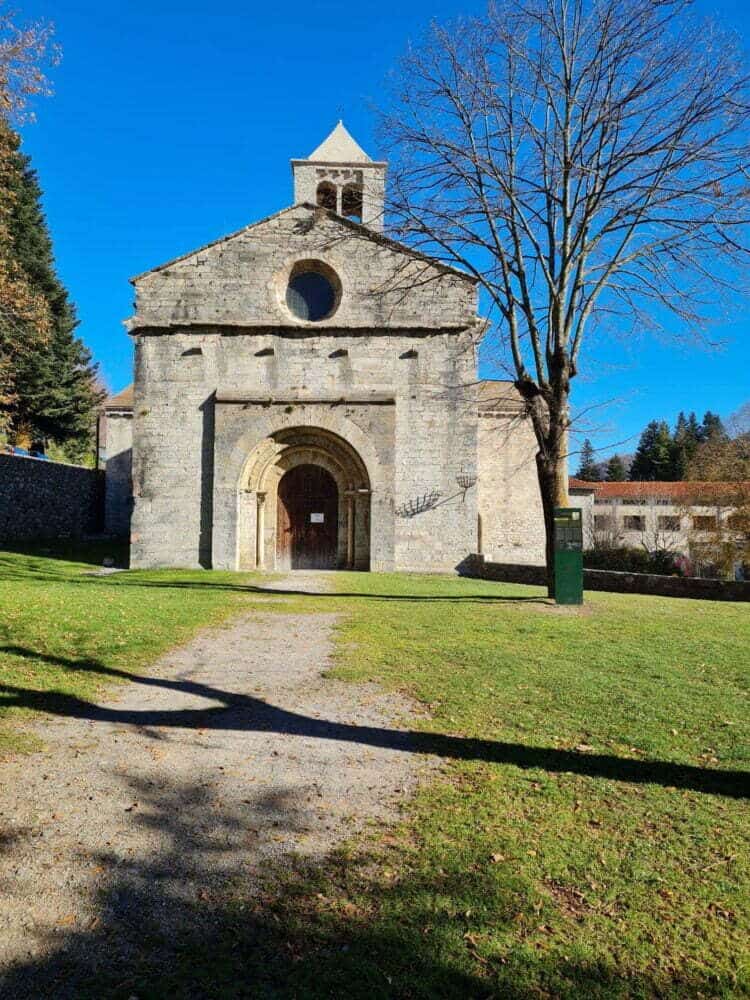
top-left (381, 0), bottom-right (750, 591)
top-left (0, 117), bottom-right (48, 425)
top-left (685, 420), bottom-right (750, 578)
top-left (0, 4), bottom-right (57, 433)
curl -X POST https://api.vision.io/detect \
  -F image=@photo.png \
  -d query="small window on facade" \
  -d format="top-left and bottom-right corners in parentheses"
top-left (316, 182), bottom-right (337, 212)
top-left (623, 515), bottom-right (646, 531)
top-left (658, 515), bottom-right (680, 531)
top-left (341, 183), bottom-right (363, 222)
top-left (594, 515), bottom-right (613, 531)
top-left (693, 515), bottom-right (717, 531)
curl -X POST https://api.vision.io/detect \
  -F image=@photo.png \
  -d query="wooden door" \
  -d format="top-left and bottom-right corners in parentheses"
top-left (276, 465), bottom-right (338, 569)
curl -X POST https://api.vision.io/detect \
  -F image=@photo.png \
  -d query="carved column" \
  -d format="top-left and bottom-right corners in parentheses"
top-left (346, 493), bottom-right (355, 569)
top-left (256, 492), bottom-right (266, 569)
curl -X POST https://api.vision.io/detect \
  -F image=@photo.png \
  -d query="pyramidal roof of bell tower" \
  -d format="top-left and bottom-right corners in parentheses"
top-left (305, 121), bottom-right (373, 163)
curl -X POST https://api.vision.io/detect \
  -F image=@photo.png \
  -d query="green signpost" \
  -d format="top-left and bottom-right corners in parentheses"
top-left (554, 507), bottom-right (583, 605)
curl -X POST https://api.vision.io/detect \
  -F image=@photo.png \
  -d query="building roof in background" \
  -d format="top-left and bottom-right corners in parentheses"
top-left (103, 384), bottom-right (134, 410)
top-left (569, 478), bottom-right (749, 501)
top-left (477, 380), bottom-right (525, 414)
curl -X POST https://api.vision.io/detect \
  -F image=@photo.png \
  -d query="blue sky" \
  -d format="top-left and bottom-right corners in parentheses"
top-left (16, 0), bottom-right (750, 461)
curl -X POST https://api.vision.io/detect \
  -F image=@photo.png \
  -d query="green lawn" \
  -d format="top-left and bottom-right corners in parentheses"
top-left (0, 542), bottom-right (262, 753)
top-left (0, 548), bottom-right (748, 998)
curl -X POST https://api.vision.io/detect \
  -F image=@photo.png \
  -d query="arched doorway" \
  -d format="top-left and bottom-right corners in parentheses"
top-left (238, 426), bottom-right (371, 572)
top-left (276, 464), bottom-right (339, 570)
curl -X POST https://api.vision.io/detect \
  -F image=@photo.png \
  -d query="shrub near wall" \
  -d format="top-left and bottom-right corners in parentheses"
top-left (0, 454), bottom-right (103, 541)
top-left (584, 546), bottom-right (684, 576)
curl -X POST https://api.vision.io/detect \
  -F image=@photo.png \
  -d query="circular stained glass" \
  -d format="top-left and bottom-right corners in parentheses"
top-left (286, 266), bottom-right (338, 322)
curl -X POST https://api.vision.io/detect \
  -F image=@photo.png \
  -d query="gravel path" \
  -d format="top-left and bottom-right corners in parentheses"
top-left (0, 574), bottom-right (433, 994)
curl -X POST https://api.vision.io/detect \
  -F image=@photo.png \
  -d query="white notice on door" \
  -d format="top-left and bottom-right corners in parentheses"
top-left (310, 512), bottom-right (324, 523)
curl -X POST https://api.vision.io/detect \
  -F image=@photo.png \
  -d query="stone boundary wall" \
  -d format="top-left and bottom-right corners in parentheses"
top-left (0, 454), bottom-right (104, 541)
top-left (459, 554), bottom-right (750, 602)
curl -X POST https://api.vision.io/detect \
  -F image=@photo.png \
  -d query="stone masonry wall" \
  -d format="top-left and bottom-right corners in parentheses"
top-left (0, 453), bottom-right (103, 541)
top-left (460, 555), bottom-right (750, 601)
top-left (292, 162), bottom-right (386, 232)
top-left (477, 384), bottom-right (546, 565)
top-left (129, 203), bottom-right (482, 571)
top-left (129, 205), bottom-right (476, 333)
top-left (129, 326), bottom-right (479, 571)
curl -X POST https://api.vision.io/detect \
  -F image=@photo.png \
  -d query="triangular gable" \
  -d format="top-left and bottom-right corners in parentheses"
top-left (130, 204), bottom-right (477, 285)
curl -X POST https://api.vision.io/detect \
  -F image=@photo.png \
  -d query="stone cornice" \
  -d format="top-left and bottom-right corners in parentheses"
top-left (214, 394), bottom-right (395, 406)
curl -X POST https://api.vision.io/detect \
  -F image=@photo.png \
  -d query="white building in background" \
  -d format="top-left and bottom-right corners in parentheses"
top-left (570, 478), bottom-right (750, 579)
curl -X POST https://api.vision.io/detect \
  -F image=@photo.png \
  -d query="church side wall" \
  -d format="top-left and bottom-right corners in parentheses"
top-left (103, 412), bottom-right (133, 536)
top-left (130, 333), bottom-right (222, 568)
top-left (392, 338), bottom-right (478, 572)
top-left (477, 408), bottom-right (546, 566)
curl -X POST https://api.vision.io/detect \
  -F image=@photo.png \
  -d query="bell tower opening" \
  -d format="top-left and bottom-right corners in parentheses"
top-left (316, 181), bottom-right (337, 212)
top-left (341, 183), bottom-right (363, 222)
top-left (291, 120), bottom-right (386, 231)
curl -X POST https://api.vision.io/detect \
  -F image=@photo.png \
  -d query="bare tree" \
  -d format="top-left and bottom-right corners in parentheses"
top-left (379, 0), bottom-right (750, 592)
top-left (0, 2), bottom-right (57, 121)
top-left (729, 401), bottom-right (750, 438)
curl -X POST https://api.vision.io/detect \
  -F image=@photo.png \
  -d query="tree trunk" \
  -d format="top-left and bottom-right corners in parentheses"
top-left (536, 436), bottom-right (570, 598)
top-left (518, 378), bottom-right (571, 598)
top-left (537, 455), bottom-right (557, 597)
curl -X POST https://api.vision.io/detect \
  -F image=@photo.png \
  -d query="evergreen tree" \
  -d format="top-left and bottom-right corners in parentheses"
top-left (1, 125), bottom-right (101, 456)
top-left (630, 421), bottom-right (674, 480)
top-left (686, 411), bottom-right (702, 443)
top-left (699, 410), bottom-right (728, 443)
top-left (671, 410), bottom-right (701, 479)
top-left (576, 438), bottom-right (602, 480)
top-left (605, 453), bottom-right (627, 481)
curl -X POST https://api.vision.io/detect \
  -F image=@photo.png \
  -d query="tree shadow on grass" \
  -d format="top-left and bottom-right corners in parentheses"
top-left (0, 771), bottom-right (738, 1000)
top-left (0, 539), bottom-right (129, 569)
top-left (0, 563), bottom-right (550, 604)
top-left (0, 645), bottom-right (746, 800)
top-left (109, 579), bottom-right (548, 603)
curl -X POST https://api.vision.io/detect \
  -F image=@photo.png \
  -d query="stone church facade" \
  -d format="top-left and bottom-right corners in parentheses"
top-left (103, 123), bottom-right (545, 571)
